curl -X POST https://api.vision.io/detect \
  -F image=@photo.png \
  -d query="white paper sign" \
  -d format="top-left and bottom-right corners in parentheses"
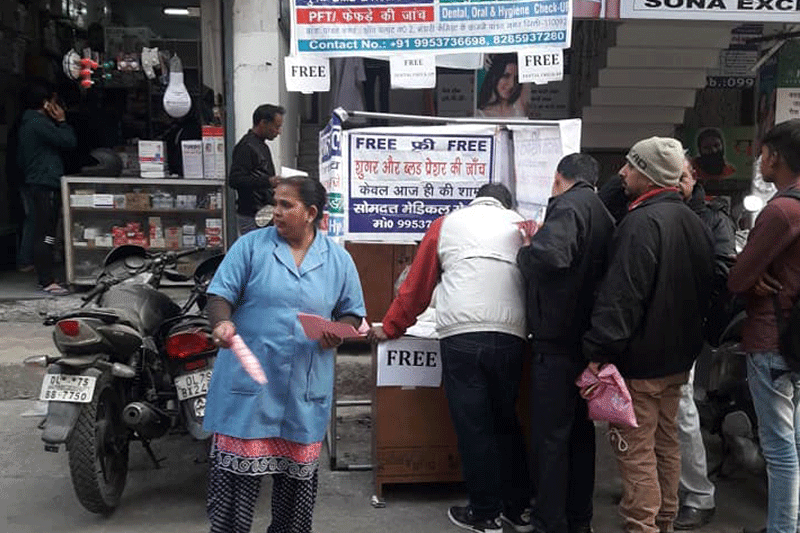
top-left (284, 56), bottom-right (330, 93)
top-left (776, 87), bottom-right (800, 125)
top-left (517, 48), bottom-right (563, 85)
top-left (377, 337), bottom-right (442, 388)
top-left (390, 55), bottom-right (436, 89)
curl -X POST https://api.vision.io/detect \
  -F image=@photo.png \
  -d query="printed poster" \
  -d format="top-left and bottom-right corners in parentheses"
top-left (683, 126), bottom-right (755, 182)
top-left (319, 112), bottom-right (345, 238)
top-left (377, 337), bottom-right (442, 387)
top-left (345, 124), bottom-right (498, 242)
top-left (509, 119), bottom-right (582, 222)
top-left (291, 0), bottom-right (572, 57)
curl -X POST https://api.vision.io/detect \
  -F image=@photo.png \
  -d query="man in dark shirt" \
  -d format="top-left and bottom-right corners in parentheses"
top-left (517, 153), bottom-right (615, 533)
top-left (728, 119), bottom-right (800, 533)
top-left (229, 104), bottom-right (284, 235)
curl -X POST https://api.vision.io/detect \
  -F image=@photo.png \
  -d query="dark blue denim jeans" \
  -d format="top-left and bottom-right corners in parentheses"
top-left (530, 352), bottom-right (595, 533)
top-left (440, 331), bottom-right (530, 520)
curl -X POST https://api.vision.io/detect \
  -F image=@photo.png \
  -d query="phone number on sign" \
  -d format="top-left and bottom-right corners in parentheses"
top-left (493, 31), bottom-right (566, 45)
top-left (395, 36), bottom-right (489, 49)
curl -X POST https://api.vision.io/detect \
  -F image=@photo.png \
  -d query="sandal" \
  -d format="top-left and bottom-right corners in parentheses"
top-left (41, 283), bottom-right (70, 296)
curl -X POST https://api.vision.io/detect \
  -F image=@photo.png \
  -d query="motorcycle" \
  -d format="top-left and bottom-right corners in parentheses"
top-left (26, 245), bottom-right (223, 515)
top-left (697, 228), bottom-right (764, 476)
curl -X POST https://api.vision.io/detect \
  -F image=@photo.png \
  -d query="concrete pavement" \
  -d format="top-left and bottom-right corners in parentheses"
top-left (0, 268), bottom-right (769, 533)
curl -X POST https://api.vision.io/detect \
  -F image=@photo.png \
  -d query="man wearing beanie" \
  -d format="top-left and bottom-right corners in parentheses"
top-left (582, 137), bottom-right (715, 533)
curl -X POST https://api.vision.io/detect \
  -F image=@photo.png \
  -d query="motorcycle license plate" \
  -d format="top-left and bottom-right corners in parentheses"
top-left (174, 369), bottom-right (213, 401)
top-left (39, 374), bottom-right (97, 403)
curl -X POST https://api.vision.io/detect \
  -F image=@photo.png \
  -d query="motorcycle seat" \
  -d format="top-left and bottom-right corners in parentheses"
top-left (100, 284), bottom-right (182, 335)
top-left (59, 307), bottom-right (144, 333)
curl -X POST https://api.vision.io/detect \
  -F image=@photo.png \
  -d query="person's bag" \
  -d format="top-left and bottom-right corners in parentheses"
top-left (575, 364), bottom-right (638, 428)
top-left (772, 292), bottom-right (800, 372)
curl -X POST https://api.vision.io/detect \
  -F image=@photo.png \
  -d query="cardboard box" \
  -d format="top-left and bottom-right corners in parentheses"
top-left (182, 235), bottom-right (196, 247)
top-left (214, 128), bottom-right (226, 179)
top-left (125, 193), bottom-right (150, 210)
top-left (113, 195), bottom-right (126, 209)
top-left (138, 140), bottom-right (166, 177)
top-left (95, 236), bottom-right (113, 248)
top-left (70, 194), bottom-right (94, 207)
top-left (181, 140), bottom-right (204, 179)
top-left (148, 217), bottom-right (163, 240)
top-left (93, 194), bottom-right (114, 208)
top-left (182, 224), bottom-right (196, 236)
top-left (150, 237), bottom-right (165, 249)
top-left (165, 227), bottom-right (182, 250)
top-left (202, 126), bottom-right (216, 180)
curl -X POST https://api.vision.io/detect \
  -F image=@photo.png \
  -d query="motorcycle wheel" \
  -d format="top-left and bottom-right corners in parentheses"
top-left (66, 372), bottom-right (129, 515)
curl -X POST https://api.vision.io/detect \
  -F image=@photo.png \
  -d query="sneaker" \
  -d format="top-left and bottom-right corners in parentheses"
top-left (448, 506), bottom-right (503, 533)
top-left (500, 508), bottom-right (535, 533)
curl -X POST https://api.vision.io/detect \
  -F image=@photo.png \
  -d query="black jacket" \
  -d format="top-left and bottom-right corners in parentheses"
top-left (687, 184), bottom-right (736, 276)
top-left (517, 181), bottom-right (615, 356)
top-left (583, 190), bottom-right (715, 379)
top-left (228, 130), bottom-right (276, 217)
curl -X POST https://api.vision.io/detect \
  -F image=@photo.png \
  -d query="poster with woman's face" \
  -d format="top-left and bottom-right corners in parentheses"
top-left (474, 54), bottom-right (530, 119)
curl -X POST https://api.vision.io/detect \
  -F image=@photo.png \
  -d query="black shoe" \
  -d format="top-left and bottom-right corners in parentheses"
top-left (447, 506), bottom-right (503, 533)
top-left (674, 506), bottom-right (715, 530)
top-left (500, 507), bottom-right (535, 533)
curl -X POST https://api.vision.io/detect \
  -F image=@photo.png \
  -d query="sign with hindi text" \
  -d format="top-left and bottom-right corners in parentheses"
top-left (291, 0), bottom-right (571, 57)
top-left (346, 125), bottom-right (498, 242)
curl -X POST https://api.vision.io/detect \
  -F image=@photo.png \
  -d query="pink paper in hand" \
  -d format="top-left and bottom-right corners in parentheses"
top-left (515, 220), bottom-right (540, 238)
top-left (297, 313), bottom-right (365, 340)
top-left (230, 334), bottom-right (267, 385)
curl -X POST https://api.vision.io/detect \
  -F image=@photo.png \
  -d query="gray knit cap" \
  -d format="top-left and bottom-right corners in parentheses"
top-left (626, 137), bottom-right (685, 188)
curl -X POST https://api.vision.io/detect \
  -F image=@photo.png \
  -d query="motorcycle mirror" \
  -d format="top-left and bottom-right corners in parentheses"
top-left (164, 269), bottom-right (190, 282)
top-left (24, 354), bottom-right (50, 367)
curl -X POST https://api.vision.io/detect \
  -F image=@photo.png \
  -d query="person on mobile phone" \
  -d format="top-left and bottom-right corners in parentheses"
top-left (17, 80), bottom-right (76, 295)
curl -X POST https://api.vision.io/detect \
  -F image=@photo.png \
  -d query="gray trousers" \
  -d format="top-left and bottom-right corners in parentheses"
top-left (677, 364), bottom-right (716, 510)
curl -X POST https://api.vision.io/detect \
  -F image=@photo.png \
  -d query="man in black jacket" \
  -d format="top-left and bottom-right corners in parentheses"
top-left (583, 137), bottom-right (714, 533)
top-left (517, 153), bottom-right (615, 533)
top-left (229, 104), bottom-right (284, 235)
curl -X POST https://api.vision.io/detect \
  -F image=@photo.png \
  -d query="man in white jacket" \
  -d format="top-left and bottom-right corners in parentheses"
top-left (369, 183), bottom-right (531, 533)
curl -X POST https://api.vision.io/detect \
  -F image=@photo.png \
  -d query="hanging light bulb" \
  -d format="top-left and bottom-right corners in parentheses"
top-left (163, 54), bottom-right (192, 118)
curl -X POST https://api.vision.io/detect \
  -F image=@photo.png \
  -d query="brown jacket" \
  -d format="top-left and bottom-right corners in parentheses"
top-left (729, 181), bottom-right (800, 352)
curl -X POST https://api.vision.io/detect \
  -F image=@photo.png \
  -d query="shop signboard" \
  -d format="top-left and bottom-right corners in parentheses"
top-left (619, 0), bottom-right (800, 21)
top-left (290, 0), bottom-right (572, 57)
top-left (345, 124), bottom-right (497, 242)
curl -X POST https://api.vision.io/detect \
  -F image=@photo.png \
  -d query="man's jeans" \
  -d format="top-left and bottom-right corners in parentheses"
top-left (677, 364), bottom-right (715, 510)
top-left (747, 351), bottom-right (800, 533)
top-left (440, 332), bottom-right (530, 520)
top-left (530, 352), bottom-right (595, 533)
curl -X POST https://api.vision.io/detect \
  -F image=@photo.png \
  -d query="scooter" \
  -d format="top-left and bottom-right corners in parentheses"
top-left (26, 245), bottom-right (221, 514)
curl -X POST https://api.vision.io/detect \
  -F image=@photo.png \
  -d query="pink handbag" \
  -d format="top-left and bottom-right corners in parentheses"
top-left (575, 364), bottom-right (638, 428)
